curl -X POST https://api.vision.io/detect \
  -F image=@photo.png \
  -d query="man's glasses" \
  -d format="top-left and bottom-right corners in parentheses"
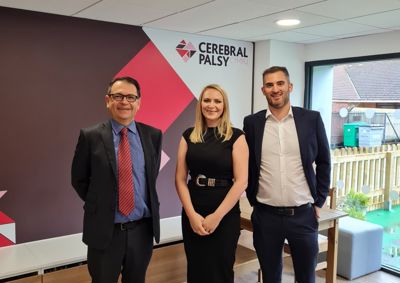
top-left (108, 93), bottom-right (140, 102)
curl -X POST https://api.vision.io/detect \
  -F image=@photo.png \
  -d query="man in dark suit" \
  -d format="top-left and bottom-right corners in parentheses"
top-left (243, 66), bottom-right (331, 283)
top-left (71, 76), bottom-right (162, 283)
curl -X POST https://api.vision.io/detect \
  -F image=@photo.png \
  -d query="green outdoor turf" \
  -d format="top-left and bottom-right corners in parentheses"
top-left (366, 205), bottom-right (400, 270)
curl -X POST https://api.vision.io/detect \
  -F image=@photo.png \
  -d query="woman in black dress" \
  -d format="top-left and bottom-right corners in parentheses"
top-left (175, 84), bottom-right (249, 283)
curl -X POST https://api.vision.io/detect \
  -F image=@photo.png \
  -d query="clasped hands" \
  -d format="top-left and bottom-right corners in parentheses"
top-left (189, 212), bottom-right (221, 236)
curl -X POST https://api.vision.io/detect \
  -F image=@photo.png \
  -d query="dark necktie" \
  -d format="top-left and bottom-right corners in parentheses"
top-left (118, 128), bottom-right (134, 216)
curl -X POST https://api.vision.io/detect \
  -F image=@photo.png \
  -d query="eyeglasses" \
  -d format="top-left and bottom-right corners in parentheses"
top-left (108, 93), bottom-right (140, 102)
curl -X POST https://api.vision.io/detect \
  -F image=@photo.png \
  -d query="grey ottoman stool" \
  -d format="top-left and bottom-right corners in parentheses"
top-left (337, 216), bottom-right (383, 280)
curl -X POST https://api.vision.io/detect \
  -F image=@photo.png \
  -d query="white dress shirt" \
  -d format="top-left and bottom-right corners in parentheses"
top-left (256, 107), bottom-right (314, 207)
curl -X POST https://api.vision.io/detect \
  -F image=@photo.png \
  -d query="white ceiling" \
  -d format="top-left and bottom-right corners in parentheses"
top-left (1, 0), bottom-right (400, 44)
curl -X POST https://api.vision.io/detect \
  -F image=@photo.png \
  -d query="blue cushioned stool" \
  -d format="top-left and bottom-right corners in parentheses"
top-left (337, 216), bottom-right (383, 279)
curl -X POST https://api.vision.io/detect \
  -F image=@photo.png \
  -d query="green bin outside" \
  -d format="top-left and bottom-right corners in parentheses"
top-left (343, 122), bottom-right (369, 147)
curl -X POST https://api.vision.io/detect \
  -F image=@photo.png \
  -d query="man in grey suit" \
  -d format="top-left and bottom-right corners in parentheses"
top-left (72, 76), bottom-right (162, 283)
top-left (243, 66), bottom-right (331, 283)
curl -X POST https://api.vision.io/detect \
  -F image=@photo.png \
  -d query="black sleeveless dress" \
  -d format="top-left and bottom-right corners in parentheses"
top-left (182, 127), bottom-right (244, 283)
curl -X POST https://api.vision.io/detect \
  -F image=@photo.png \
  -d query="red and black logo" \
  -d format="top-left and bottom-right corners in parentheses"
top-left (176, 40), bottom-right (196, 62)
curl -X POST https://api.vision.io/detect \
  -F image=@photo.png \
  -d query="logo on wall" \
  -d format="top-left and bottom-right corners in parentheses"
top-left (176, 40), bottom-right (197, 62)
top-left (177, 39), bottom-right (249, 67)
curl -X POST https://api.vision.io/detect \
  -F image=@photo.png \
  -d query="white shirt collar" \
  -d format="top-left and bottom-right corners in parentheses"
top-left (265, 106), bottom-right (293, 120)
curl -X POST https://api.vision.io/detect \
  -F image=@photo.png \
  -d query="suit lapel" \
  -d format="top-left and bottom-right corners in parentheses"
top-left (101, 120), bottom-right (117, 179)
top-left (254, 112), bottom-right (267, 168)
top-left (292, 107), bottom-right (307, 166)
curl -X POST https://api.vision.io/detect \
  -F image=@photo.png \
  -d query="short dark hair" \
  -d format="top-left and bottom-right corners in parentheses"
top-left (108, 76), bottom-right (141, 97)
top-left (262, 66), bottom-right (290, 82)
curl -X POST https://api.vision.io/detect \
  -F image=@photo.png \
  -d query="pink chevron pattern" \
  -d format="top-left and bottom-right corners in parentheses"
top-left (160, 150), bottom-right (170, 171)
top-left (0, 191), bottom-right (15, 247)
top-left (115, 41), bottom-right (194, 133)
top-left (115, 41), bottom-right (194, 171)
top-left (0, 233), bottom-right (13, 246)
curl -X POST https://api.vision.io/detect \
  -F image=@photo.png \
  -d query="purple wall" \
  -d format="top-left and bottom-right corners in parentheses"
top-left (0, 7), bottom-right (185, 243)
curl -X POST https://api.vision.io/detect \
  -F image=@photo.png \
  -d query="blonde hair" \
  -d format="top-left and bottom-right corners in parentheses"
top-left (189, 84), bottom-right (233, 143)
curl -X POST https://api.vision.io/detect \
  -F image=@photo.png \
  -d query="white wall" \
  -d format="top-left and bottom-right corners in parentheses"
top-left (269, 41), bottom-right (305, 109)
top-left (252, 40), bottom-right (271, 113)
top-left (305, 30), bottom-right (400, 62)
top-left (253, 40), bottom-right (305, 113)
top-left (311, 66), bottom-right (334, 143)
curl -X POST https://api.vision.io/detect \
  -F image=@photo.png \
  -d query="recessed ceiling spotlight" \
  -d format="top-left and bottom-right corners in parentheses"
top-left (276, 19), bottom-right (301, 26)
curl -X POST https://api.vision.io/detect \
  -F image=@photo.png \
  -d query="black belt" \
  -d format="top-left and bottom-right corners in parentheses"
top-left (193, 174), bottom-right (233, 187)
top-left (116, 218), bottom-right (150, 231)
top-left (256, 202), bottom-right (312, 216)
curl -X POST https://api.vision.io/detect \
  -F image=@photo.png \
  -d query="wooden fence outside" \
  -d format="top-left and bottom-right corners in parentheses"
top-left (330, 143), bottom-right (400, 210)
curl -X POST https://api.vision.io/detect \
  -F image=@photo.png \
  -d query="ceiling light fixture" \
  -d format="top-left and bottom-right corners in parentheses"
top-left (276, 19), bottom-right (301, 26)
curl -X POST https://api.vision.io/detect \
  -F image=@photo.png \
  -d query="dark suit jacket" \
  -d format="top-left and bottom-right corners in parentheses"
top-left (243, 107), bottom-right (331, 208)
top-left (71, 120), bottom-right (162, 250)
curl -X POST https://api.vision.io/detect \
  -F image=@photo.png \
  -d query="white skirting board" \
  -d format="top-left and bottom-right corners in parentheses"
top-left (0, 216), bottom-right (183, 279)
top-left (159, 215), bottom-right (183, 244)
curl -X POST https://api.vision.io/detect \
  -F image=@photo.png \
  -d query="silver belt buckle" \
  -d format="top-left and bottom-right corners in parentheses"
top-left (207, 178), bottom-right (216, 187)
top-left (196, 174), bottom-right (206, 187)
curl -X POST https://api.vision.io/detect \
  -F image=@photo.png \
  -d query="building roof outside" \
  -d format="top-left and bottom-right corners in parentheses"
top-left (333, 59), bottom-right (400, 102)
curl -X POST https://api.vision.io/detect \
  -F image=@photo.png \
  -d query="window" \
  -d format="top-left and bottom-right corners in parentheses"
top-left (305, 53), bottom-right (400, 274)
